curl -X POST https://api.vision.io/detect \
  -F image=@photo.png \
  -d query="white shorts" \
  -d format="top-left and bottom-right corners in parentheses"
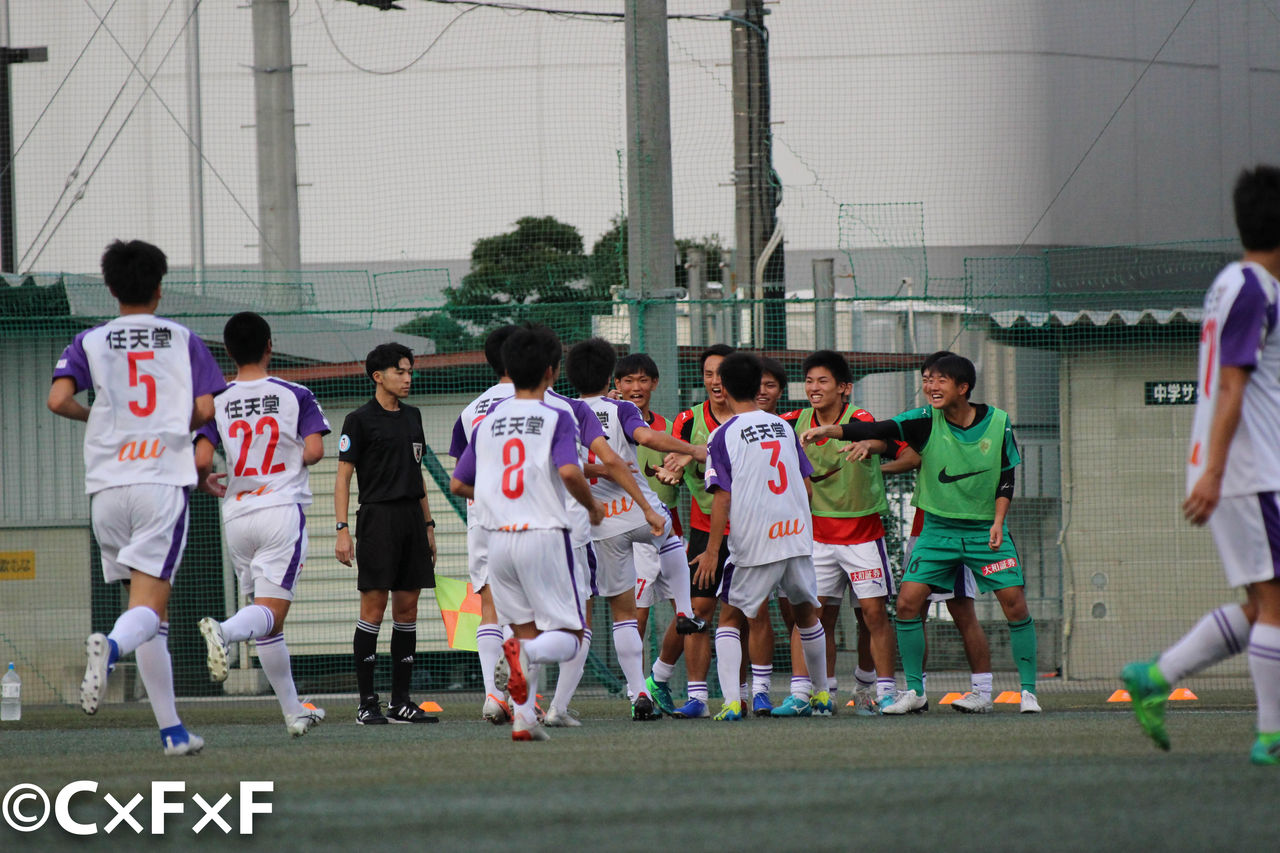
top-left (488, 529), bottom-right (586, 631)
top-left (592, 517), bottom-right (678, 599)
top-left (812, 539), bottom-right (893, 603)
top-left (225, 503), bottom-right (307, 601)
top-left (91, 484), bottom-right (190, 584)
top-left (574, 542), bottom-right (595, 604)
top-left (467, 524), bottom-right (490, 591)
top-left (1209, 492), bottom-right (1280, 588)
top-left (719, 555), bottom-right (819, 619)
top-left (904, 536), bottom-right (978, 602)
top-left (634, 542), bottom-right (664, 607)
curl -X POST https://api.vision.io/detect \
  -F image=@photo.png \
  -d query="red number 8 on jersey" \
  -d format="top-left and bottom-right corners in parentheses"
top-left (502, 437), bottom-right (526, 499)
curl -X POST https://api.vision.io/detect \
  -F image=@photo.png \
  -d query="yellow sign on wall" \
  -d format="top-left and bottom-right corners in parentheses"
top-left (0, 551), bottom-right (35, 580)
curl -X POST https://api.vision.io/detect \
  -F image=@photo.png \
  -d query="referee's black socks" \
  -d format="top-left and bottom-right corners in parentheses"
top-left (354, 619), bottom-right (381, 703)
top-left (391, 621), bottom-right (417, 705)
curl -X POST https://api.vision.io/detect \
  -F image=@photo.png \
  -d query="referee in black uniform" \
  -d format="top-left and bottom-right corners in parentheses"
top-left (335, 343), bottom-right (438, 725)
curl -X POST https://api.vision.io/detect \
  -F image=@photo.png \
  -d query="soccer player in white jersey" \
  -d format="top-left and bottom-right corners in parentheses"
top-left (193, 312), bottom-right (331, 737)
top-left (1123, 165), bottom-right (1280, 765)
top-left (450, 326), bottom-right (605, 742)
top-left (48, 240), bottom-right (225, 756)
top-left (448, 325), bottom-right (518, 724)
top-left (566, 339), bottom-right (709, 720)
top-left (691, 352), bottom-right (831, 721)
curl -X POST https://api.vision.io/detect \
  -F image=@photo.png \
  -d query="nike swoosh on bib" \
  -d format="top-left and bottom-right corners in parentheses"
top-left (644, 463), bottom-right (660, 478)
top-left (810, 466), bottom-right (842, 483)
top-left (938, 467), bottom-right (989, 483)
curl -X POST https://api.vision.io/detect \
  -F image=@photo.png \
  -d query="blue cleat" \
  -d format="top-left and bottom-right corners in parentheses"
top-left (646, 675), bottom-right (675, 716)
top-left (770, 694), bottom-right (813, 717)
top-left (671, 697), bottom-right (709, 718)
top-left (751, 692), bottom-right (773, 717)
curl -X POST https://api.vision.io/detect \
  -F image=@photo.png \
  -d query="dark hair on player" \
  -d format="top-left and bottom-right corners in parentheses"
top-left (223, 312), bottom-right (272, 367)
top-left (566, 337), bottom-right (617, 396)
top-left (365, 342), bottom-right (414, 380)
top-left (614, 352), bottom-right (660, 382)
top-left (802, 349), bottom-right (851, 385)
top-left (759, 356), bottom-right (788, 387)
top-left (699, 343), bottom-right (736, 369)
top-left (483, 325), bottom-right (520, 378)
top-left (717, 352), bottom-right (763, 403)
top-left (1234, 165), bottom-right (1280, 252)
top-left (502, 326), bottom-right (561, 390)
top-left (925, 351), bottom-right (976, 399)
top-left (101, 239), bottom-right (167, 306)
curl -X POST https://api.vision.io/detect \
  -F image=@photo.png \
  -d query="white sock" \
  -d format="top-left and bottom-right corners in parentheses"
top-left (515, 659), bottom-right (542, 723)
top-left (255, 634), bottom-right (305, 716)
top-left (1248, 622), bottom-right (1280, 732)
top-left (972, 671), bottom-right (993, 699)
top-left (854, 667), bottom-right (875, 690)
top-left (524, 629), bottom-right (579, 664)
top-left (791, 675), bottom-right (813, 700)
top-left (502, 624), bottom-right (515, 641)
top-left (715, 627), bottom-right (742, 705)
top-left (799, 622), bottom-right (828, 698)
top-left (107, 606), bottom-right (161, 658)
top-left (688, 680), bottom-right (709, 702)
top-left (876, 678), bottom-right (896, 699)
top-left (659, 536), bottom-right (696, 618)
top-left (552, 629), bottom-right (590, 713)
top-left (476, 624), bottom-right (504, 697)
top-left (135, 623), bottom-right (180, 730)
top-left (751, 664), bottom-right (772, 695)
top-left (827, 676), bottom-right (839, 695)
top-left (1157, 604), bottom-right (1251, 683)
top-left (612, 620), bottom-right (647, 700)
top-left (651, 656), bottom-right (675, 683)
top-left (220, 604), bottom-right (275, 644)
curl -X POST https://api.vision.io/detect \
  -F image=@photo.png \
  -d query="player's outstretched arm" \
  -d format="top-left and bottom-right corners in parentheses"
top-left (193, 436), bottom-right (227, 497)
top-left (691, 489), bottom-right (731, 588)
top-left (1185, 364), bottom-right (1249, 525)
top-left (560, 464), bottom-right (605, 526)
top-left (634, 426), bottom-right (708, 463)
top-left (879, 445), bottom-right (920, 474)
top-left (844, 439), bottom-right (890, 463)
top-left (592, 436), bottom-right (664, 534)
top-left (302, 433), bottom-right (325, 467)
top-left (47, 377), bottom-right (89, 422)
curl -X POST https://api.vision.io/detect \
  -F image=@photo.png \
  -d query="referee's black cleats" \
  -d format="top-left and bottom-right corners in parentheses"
top-left (675, 613), bottom-right (708, 635)
top-left (388, 701), bottom-right (440, 724)
top-left (356, 695), bottom-right (389, 725)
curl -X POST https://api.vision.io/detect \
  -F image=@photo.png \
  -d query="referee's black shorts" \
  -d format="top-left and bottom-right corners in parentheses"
top-left (355, 498), bottom-right (435, 592)
top-left (687, 526), bottom-right (731, 599)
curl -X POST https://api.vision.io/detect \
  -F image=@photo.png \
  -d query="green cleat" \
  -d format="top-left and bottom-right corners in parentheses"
top-left (646, 675), bottom-right (675, 716)
top-left (713, 700), bottom-right (743, 721)
top-left (810, 691), bottom-right (836, 716)
top-left (770, 694), bottom-right (813, 717)
top-left (1121, 659), bottom-right (1171, 751)
top-left (1249, 731), bottom-right (1280, 766)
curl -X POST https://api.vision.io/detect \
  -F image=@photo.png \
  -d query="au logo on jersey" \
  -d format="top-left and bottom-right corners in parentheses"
top-left (412, 442), bottom-right (423, 463)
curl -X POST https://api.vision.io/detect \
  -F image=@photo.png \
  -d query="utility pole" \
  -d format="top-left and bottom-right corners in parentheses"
top-left (186, 0), bottom-right (206, 288)
top-left (0, 1), bottom-right (46, 274)
top-left (624, 0), bottom-right (678, 415)
top-left (251, 0), bottom-right (301, 273)
top-left (730, 1), bottom-right (784, 348)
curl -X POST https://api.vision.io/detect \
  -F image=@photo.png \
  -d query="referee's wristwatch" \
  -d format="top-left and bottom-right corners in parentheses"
top-left (425, 519), bottom-right (436, 528)
top-left (335, 522), bottom-right (349, 532)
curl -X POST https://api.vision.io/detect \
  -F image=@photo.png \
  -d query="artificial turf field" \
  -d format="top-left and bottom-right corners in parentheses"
top-left (1, 685), bottom-right (1275, 851)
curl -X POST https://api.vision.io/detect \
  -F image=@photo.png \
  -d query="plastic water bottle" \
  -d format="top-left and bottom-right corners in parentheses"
top-left (1, 662), bottom-right (20, 721)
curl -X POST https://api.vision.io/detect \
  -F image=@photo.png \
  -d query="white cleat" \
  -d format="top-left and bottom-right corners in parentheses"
top-left (880, 689), bottom-right (928, 715)
top-left (81, 633), bottom-right (110, 715)
top-left (512, 714), bottom-right (550, 742)
top-left (482, 693), bottom-right (512, 725)
top-left (286, 704), bottom-right (325, 737)
top-left (198, 617), bottom-right (230, 683)
top-left (544, 706), bottom-right (582, 727)
top-left (951, 691), bottom-right (994, 714)
top-left (162, 730), bottom-right (205, 756)
top-left (1020, 690), bottom-right (1042, 714)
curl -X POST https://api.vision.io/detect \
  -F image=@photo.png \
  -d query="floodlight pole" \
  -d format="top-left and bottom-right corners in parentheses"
top-left (624, 0), bottom-right (678, 416)
top-left (251, 0), bottom-right (301, 274)
top-left (0, 1), bottom-right (47, 274)
top-left (186, 0), bottom-right (206, 289)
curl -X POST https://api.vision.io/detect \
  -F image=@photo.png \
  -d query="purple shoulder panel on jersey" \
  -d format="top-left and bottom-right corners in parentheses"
top-left (453, 437), bottom-right (478, 485)
top-left (545, 404), bottom-right (582, 469)
top-left (194, 420), bottom-right (220, 447)
top-left (610, 398), bottom-right (647, 445)
top-left (267, 377), bottom-right (331, 438)
top-left (448, 415), bottom-right (468, 459)
top-left (548, 390), bottom-right (605, 447)
top-left (1219, 267), bottom-right (1274, 369)
top-left (52, 327), bottom-right (95, 391)
top-left (186, 329), bottom-right (227, 397)
top-left (791, 427), bottom-right (815, 478)
top-left (705, 415), bottom-right (736, 492)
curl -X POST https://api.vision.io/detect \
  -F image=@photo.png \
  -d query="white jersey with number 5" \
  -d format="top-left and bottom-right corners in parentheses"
top-left (1188, 261), bottom-right (1280, 498)
top-left (455, 398), bottom-right (582, 531)
top-left (197, 377), bottom-right (331, 521)
top-left (52, 314), bottom-right (225, 494)
top-left (705, 410), bottom-right (815, 567)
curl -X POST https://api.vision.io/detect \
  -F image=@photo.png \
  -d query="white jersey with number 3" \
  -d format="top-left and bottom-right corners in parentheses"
top-left (1188, 261), bottom-right (1280, 498)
